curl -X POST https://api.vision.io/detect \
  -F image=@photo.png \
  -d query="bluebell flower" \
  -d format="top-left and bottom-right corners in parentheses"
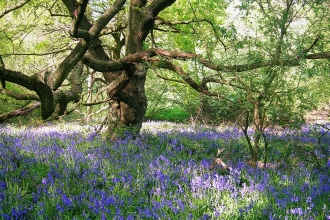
top-left (41, 178), bottom-right (47, 185)
top-left (201, 213), bottom-right (211, 219)
top-left (300, 182), bottom-right (309, 193)
top-left (291, 196), bottom-right (299, 202)
top-left (176, 199), bottom-right (185, 211)
top-left (275, 198), bottom-right (287, 208)
top-left (269, 185), bottom-right (276, 195)
top-left (56, 203), bottom-right (64, 213)
top-left (200, 159), bottom-right (211, 168)
top-left (113, 177), bottom-right (121, 184)
top-left (159, 155), bottom-right (170, 165)
top-left (38, 202), bottom-right (45, 215)
top-left (32, 192), bottom-right (40, 203)
top-left (126, 214), bottom-right (135, 220)
top-left (151, 200), bottom-right (162, 210)
top-left (290, 207), bottom-right (306, 216)
top-left (62, 194), bottom-right (73, 207)
top-left (0, 180), bottom-right (7, 190)
top-left (10, 207), bottom-right (28, 220)
top-left (87, 132), bottom-right (98, 141)
top-left (105, 196), bottom-right (115, 206)
top-left (2, 213), bottom-right (11, 220)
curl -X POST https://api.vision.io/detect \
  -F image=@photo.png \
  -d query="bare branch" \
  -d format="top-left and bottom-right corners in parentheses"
top-left (155, 16), bottom-right (182, 33)
top-left (107, 71), bottom-right (131, 98)
top-left (67, 61), bottom-right (83, 103)
top-left (95, 116), bottom-right (108, 135)
top-left (0, 0), bottom-right (31, 19)
top-left (150, 59), bottom-right (220, 97)
top-left (303, 36), bottom-right (320, 53)
top-left (99, 23), bottom-right (127, 36)
top-left (47, 0), bottom-right (126, 90)
top-left (91, 84), bottom-right (110, 103)
top-left (151, 67), bottom-right (187, 84)
top-left (146, 0), bottom-right (176, 16)
top-left (305, 52), bottom-right (330, 59)
top-left (155, 17), bottom-right (227, 49)
top-left (1, 49), bottom-right (70, 57)
top-left (0, 67), bottom-right (54, 119)
top-left (1, 89), bottom-right (39, 100)
top-left (71, 0), bottom-right (90, 38)
top-left (0, 101), bottom-right (40, 123)
top-left (82, 98), bottom-right (111, 106)
top-left (82, 47), bottom-right (330, 74)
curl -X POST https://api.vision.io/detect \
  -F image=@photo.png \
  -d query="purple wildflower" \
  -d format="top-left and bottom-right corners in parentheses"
top-left (0, 181), bottom-right (7, 190)
top-left (201, 214), bottom-right (211, 219)
top-left (41, 178), bottom-right (47, 185)
top-left (291, 196), bottom-right (299, 202)
top-left (290, 207), bottom-right (306, 216)
top-left (175, 199), bottom-right (184, 211)
top-left (46, 173), bottom-right (55, 185)
top-left (127, 215), bottom-right (134, 220)
top-left (62, 194), bottom-right (73, 207)
top-left (56, 203), bottom-right (64, 213)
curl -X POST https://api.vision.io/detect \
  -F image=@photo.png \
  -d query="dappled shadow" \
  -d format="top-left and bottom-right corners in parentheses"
top-left (0, 122), bottom-right (329, 219)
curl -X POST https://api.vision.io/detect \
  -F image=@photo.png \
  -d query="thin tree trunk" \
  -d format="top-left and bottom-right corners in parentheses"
top-left (253, 131), bottom-right (261, 162)
top-left (262, 132), bottom-right (268, 169)
top-left (252, 102), bottom-right (264, 163)
top-left (241, 111), bottom-right (255, 161)
top-left (86, 72), bottom-right (94, 123)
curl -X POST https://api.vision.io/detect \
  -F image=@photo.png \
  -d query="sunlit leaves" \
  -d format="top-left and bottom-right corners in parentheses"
top-left (0, 0), bottom-right (73, 73)
top-left (155, 0), bottom-right (227, 53)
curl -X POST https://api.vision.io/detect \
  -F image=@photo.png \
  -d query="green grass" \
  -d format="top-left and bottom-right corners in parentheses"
top-left (0, 82), bottom-right (43, 124)
top-left (149, 106), bottom-right (190, 122)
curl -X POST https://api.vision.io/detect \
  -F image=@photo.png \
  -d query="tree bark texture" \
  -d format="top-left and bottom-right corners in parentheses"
top-left (102, 0), bottom-right (175, 139)
top-left (106, 0), bottom-right (149, 139)
top-left (106, 65), bottom-right (148, 139)
top-left (106, 0), bottom-right (176, 139)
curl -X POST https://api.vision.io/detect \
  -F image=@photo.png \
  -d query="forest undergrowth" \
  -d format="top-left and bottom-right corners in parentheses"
top-left (0, 121), bottom-right (329, 219)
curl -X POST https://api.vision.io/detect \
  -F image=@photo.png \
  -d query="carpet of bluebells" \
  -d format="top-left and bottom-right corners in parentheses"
top-left (0, 121), bottom-right (330, 219)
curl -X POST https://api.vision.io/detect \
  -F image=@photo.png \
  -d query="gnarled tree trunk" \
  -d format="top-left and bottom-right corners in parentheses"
top-left (106, 0), bottom-right (149, 139)
top-left (105, 0), bottom-right (174, 139)
top-left (107, 67), bottom-right (148, 139)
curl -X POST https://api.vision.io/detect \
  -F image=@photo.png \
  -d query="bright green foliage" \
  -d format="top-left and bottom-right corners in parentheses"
top-left (147, 106), bottom-right (190, 122)
top-left (145, 0), bottom-right (330, 162)
top-left (0, 0), bottom-right (71, 72)
top-left (154, 0), bottom-right (227, 53)
top-left (0, 82), bottom-right (38, 116)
